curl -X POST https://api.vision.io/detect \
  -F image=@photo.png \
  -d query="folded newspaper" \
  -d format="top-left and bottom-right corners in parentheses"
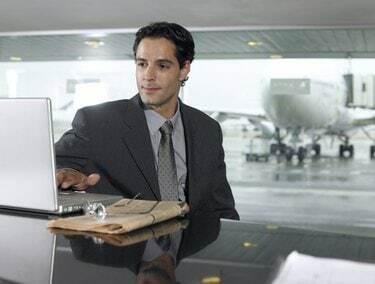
top-left (47, 199), bottom-right (189, 235)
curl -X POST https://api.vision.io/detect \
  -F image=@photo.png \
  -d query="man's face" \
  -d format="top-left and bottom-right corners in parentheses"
top-left (135, 37), bottom-right (190, 116)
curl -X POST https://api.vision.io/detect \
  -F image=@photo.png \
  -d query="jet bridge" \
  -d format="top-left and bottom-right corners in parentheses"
top-left (345, 74), bottom-right (375, 109)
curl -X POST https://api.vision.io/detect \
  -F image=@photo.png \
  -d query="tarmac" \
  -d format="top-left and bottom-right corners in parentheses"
top-left (224, 132), bottom-right (375, 236)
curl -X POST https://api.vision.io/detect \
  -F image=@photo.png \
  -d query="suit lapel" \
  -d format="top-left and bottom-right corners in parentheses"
top-left (180, 103), bottom-right (201, 208)
top-left (120, 95), bottom-right (161, 200)
top-left (118, 97), bottom-right (200, 203)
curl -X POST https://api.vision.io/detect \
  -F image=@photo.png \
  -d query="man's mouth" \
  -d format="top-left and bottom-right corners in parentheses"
top-left (142, 86), bottom-right (162, 93)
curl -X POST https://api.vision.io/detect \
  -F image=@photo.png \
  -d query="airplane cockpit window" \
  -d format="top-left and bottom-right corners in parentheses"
top-left (1, 28), bottom-right (375, 237)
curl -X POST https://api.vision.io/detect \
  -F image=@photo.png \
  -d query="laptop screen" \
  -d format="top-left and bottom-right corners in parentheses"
top-left (0, 98), bottom-right (58, 211)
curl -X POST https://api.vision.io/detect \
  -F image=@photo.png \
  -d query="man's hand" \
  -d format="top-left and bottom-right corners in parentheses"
top-left (56, 168), bottom-right (100, 190)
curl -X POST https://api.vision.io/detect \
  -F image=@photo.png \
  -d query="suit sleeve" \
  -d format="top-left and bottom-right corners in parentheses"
top-left (55, 108), bottom-right (95, 175)
top-left (54, 105), bottom-right (130, 196)
top-left (210, 123), bottom-right (240, 220)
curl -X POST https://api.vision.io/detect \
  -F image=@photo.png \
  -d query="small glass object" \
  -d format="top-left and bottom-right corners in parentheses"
top-left (84, 201), bottom-right (107, 220)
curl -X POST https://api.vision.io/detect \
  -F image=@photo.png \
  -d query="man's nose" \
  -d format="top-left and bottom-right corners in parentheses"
top-left (144, 66), bottom-right (156, 80)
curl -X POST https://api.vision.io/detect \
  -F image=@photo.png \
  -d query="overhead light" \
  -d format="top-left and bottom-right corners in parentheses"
top-left (9, 56), bottom-right (22, 62)
top-left (248, 41), bottom-right (263, 47)
top-left (270, 54), bottom-right (283, 59)
top-left (86, 32), bottom-right (107, 38)
top-left (84, 39), bottom-right (105, 48)
top-left (77, 56), bottom-right (83, 60)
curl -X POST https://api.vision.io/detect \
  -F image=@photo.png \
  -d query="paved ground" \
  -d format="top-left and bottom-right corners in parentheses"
top-left (224, 133), bottom-right (375, 236)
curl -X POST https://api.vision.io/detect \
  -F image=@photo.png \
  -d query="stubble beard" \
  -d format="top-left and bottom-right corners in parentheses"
top-left (140, 90), bottom-right (179, 111)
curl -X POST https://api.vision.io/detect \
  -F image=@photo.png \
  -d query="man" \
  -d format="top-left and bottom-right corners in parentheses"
top-left (55, 22), bottom-right (239, 220)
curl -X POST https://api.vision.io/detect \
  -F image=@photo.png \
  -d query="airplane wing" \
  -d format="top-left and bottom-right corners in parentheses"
top-left (352, 117), bottom-right (375, 127)
top-left (206, 110), bottom-right (275, 139)
top-left (323, 107), bottom-right (375, 136)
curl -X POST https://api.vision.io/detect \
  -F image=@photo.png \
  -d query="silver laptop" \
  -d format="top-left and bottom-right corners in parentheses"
top-left (0, 97), bottom-right (122, 214)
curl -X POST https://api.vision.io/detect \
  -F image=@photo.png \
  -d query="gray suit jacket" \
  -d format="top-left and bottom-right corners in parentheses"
top-left (55, 95), bottom-right (239, 220)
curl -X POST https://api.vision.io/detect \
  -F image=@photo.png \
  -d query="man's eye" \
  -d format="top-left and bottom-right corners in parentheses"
top-left (160, 64), bottom-right (169, 69)
top-left (137, 62), bottom-right (146, 67)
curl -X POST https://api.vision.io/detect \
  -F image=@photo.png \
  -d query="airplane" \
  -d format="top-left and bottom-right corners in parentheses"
top-left (212, 76), bottom-right (375, 162)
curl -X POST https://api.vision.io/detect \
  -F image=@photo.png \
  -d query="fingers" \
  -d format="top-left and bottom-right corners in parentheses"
top-left (56, 169), bottom-right (100, 190)
top-left (56, 171), bottom-right (64, 186)
top-left (87, 173), bottom-right (101, 186)
top-left (74, 173), bottom-right (101, 190)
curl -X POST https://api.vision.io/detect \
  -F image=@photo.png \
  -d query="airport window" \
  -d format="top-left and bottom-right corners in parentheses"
top-left (2, 32), bottom-right (375, 236)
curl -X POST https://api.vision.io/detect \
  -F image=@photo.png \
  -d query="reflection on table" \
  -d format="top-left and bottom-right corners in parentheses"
top-left (1, 210), bottom-right (375, 284)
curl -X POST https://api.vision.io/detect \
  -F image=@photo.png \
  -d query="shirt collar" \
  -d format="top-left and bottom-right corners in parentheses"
top-left (144, 100), bottom-right (181, 135)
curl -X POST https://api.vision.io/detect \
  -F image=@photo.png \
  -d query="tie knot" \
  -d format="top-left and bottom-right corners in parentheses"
top-left (160, 120), bottom-right (173, 136)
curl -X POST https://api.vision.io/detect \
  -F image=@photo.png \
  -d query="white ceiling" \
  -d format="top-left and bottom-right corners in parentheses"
top-left (2, 28), bottom-right (375, 62)
top-left (1, 0), bottom-right (375, 61)
top-left (1, 0), bottom-right (375, 33)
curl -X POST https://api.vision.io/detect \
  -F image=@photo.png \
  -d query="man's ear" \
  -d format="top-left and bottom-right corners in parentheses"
top-left (179, 61), bottom-right (191, 81)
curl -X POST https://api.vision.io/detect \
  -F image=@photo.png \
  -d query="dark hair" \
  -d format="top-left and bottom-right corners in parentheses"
top-left (133, 22), bottom-right (195, 69)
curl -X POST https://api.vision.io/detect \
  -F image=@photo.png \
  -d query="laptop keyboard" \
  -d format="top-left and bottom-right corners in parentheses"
top-left (57, 191), bottom-right (122, 213)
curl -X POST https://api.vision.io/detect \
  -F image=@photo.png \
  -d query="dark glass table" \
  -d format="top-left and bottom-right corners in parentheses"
top-left (1, 210), bottom-right (375, 284)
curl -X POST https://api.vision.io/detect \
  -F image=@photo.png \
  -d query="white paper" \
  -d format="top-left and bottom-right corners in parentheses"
top-left (272, 251), bottom-right (375, 284)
